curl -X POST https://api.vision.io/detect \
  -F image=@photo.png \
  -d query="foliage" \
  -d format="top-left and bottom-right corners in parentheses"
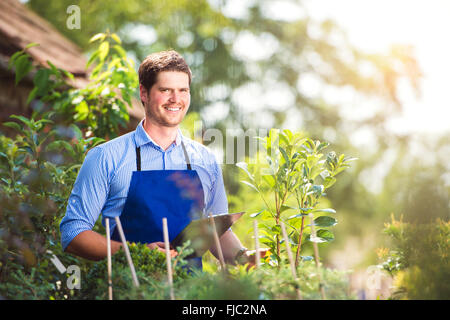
top-left (380, 215), bottom-right (450, 300)
top-left (0, 35), bottom-right (132, 299)
top-left (7, 34), bottom-right (137, 139)
top-left (81, 246), bottom-right (354, 300)
top-left (1, 31), bottom-right (356, 300)
top-left (27, 0), bottom-right (420, 131)
top-left (25, 3), bottom-right (440, 296)
top-left (0, 113), bottom-right (102, 300)
top-left (82, 242), bottom-right (193, 300)
top-left (236, 129), bottom-right (356, 267)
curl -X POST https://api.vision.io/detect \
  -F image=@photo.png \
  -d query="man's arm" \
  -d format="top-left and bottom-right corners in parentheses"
top-left (66, 230), bottom-right (178, 261)
top-left (209, 229), bottom-right (270, 266)
top-left (60, 147), bottom-right (110, 257)
top-left (65, 230), bottom-right (122, 261)
top-left (209, 229), bottom-right (244, 264)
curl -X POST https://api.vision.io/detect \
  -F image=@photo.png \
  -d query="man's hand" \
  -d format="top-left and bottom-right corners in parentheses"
top-left (146, 241), bottom-right (178, 258)
top-left (241, 248), bottom-right (270, 269)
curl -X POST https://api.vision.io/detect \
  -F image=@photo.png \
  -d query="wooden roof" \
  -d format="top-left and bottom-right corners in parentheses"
top-left (0, 0), bottom-right (88, 79)
top-left (0, 0), bottom-right (144, 122)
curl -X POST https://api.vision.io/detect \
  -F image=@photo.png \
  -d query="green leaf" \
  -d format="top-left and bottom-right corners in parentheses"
top-left (14, 55), bottom-right (33, 85)
top-left (303, 138), bottom-right (315, 152)
top-left (8, 51), bottom-right (24, 69)
top-left (283, 129), bottom-right (293, 142)
top-left (236, 162), bottom-right (254, 181)
top-left (279, 131), bottom-right (289, 146)
top-left (307, 235), bottom-right (327, 243)
top-left (314, 216), bottom-right (337, 227)
top-left (98, 41), bottom-right (110, 61)
top-left (86, 50), bottom-right (99, 68)
top-left (312, 208), bottom-right (336, 214)
top-left (10, 115), bottom-right (32, 127)
top-left (34, 68), bottom-right (51, 95)
top-left (323, 176), bottom-right (336, 188)
top-left (70, 124), bottom-right (83, 141)
top-left (89, 33), bottom-right (106, 43)
top-left (250, 210), bottom-right (264, 218)
top-left (240, 180), bottom-right (258, 192)
top-left (74, 100), bottom-right (89, 121)
top-left (250, 210), bottom-right (273, 221)
top-left (262, 174), bottom-right (275, 188)
top-left (113, 45), bottom-right (127, 58)
top-left (316, 229), bottom-right (334, 242)
top-left (280, 205), bottom-right (297, 213)
top-left (317, 141), bottom-right (329, 152)
top-left (271, 225), bottom-right (281, 235)
top-left (3, 121), bottom-right (22, 132)
top-left (24, 42), bottom-right (39, 50)
top-left (46, 140), bottom-right (73, 154)
top-left (111, 33), bottom-right (122, 44)
top-left (279, 146), bottom-right (290, 165)
top-left (26, 87), bottom-right (38, 105)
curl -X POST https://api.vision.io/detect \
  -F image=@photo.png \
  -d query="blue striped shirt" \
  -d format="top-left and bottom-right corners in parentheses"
top-left (60, 120), bottom-right (228, 251)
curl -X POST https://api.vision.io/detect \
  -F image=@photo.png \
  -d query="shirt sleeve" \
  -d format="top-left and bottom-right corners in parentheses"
top-left (60, 146), bottom-right (110, 251)
top-left (205, 154), bottom-right (228, 216)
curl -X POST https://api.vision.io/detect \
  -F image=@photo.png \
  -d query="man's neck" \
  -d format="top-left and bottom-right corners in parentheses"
top-left (143, 118), bottom-right (179, 151)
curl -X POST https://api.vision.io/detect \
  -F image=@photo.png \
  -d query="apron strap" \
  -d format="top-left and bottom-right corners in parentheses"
top-left (181, 141), bottom-right (192, 171)
top-left (135, 140), bottom-right (192, 171)
top-left (136, 147), bottom-right (141, 171)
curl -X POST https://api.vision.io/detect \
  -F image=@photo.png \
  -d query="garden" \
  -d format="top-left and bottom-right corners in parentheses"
top-left (0, 0), bottom-right (448, 301)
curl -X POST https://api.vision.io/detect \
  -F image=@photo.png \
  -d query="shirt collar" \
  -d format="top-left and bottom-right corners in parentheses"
top-left (134, 119), bottom-right (183, 149)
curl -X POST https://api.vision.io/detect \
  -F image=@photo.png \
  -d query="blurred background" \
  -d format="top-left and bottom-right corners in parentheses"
top-left (1, 0), bottom-right (448, 299)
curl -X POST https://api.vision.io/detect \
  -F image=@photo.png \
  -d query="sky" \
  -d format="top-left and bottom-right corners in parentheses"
top-left (302, 0), bottom-right (450, 135)
top-left (219, 0), bottom-right (450, 136)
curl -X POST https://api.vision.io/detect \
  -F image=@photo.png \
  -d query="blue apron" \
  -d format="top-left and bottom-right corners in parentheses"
top-left (111, 140), bottom-right (205, 270)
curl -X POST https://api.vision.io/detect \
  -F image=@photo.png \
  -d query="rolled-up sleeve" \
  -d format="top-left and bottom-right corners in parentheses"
top-left (60, 146), bottom-right (110, 250)
top-left (205, 154), bottom-right (228, 216)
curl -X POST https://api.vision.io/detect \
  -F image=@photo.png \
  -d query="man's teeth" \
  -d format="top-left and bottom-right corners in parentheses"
top-left (165, 107), bottom-right (181, 111)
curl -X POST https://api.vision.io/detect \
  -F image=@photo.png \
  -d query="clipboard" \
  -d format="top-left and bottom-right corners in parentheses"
top-left (170, 212), bottom-right (245, 258)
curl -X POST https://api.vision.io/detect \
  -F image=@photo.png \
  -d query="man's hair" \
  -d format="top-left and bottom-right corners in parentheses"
top-left (138, 50), bottom-right (192, 91)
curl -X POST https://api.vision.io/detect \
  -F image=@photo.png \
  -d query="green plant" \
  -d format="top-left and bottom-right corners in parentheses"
top-left (237, 129), bottom-right (356, 267)
top-left (0, 33), bottom-right (134, 299)
top-left (7, 33), bottom-right (137, 139)
top-left (67, 31), bottom-right (138, 138)
top-left (380, 215), bottom-right (450, 299)
top-left (82, 241), bottom-right (193, 300)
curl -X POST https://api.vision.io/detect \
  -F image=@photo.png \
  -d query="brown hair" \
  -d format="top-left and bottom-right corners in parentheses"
top-left (138, 50), bottom-right (192, 91)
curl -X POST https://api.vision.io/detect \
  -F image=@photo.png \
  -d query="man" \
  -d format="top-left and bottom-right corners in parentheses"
top-left (60, 50), bottom-right (260, 269)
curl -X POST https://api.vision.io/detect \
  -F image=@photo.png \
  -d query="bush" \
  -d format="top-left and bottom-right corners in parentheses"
top-left (0, 32), bottom-right (355, 300)
top-left (381, 216), bottom-right (450, 299)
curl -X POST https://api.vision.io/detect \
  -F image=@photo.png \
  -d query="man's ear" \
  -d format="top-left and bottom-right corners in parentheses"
top-left (139, 84), bottom-right (149, 105)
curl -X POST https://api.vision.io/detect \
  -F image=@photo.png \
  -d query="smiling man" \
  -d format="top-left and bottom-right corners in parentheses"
top-left (60, 50), bottom-right (263, 270)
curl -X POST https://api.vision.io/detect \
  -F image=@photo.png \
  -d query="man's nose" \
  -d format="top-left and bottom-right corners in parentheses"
top-left (168, 91), bottom-right (181, 103)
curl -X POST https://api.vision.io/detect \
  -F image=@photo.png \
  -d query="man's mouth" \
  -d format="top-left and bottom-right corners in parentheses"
top-left (164, 106), bottom-right (182, 112)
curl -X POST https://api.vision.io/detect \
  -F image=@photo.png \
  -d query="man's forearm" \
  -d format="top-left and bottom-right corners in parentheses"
top-left (209, 229), bottom-right (244, 264)
top-left (65, 230), bottom-right (122, 261)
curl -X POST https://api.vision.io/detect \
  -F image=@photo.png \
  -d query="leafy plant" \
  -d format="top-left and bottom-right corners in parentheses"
top-left (237, 129), bottom-right (356, 267)
top-left (380, 215), bottom-right (450, 299)
top-left (1, 32), bottom-right (357, 300)
top-left (1, 33), bottom-right (133, 300)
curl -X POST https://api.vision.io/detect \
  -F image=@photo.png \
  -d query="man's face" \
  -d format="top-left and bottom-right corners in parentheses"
top-left (140, 71), bottom-right (190, 128)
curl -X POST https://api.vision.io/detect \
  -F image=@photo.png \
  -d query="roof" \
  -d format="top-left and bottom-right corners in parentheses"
top-left (0, 0), bottom-right (144, 121)
top-left (0, 0), bottom-right (88, 79)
